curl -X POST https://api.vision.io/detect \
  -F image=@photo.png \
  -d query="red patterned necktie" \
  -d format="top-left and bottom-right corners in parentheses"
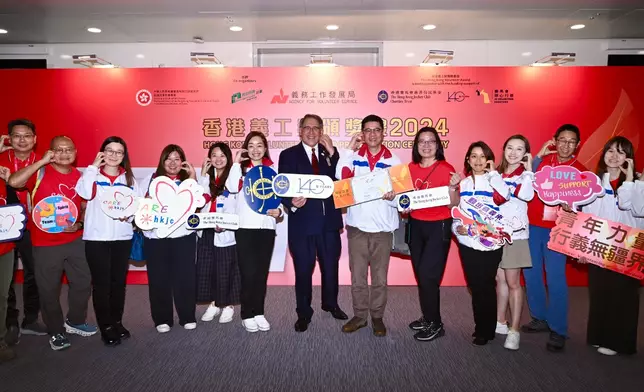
top-left (311, 147), bottom-right (320, 175)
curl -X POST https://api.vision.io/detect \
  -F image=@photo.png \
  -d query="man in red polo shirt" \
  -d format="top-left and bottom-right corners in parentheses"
top-left (0, 119), bottom-right (47, 345)
top-left (0, 166), bottom-right (20, 363)
top-left (522, 124), bottom-right (587, 353)
top-left (8, 135), bottom-right (96, 351)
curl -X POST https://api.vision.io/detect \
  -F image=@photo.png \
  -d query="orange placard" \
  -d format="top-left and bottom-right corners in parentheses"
top-left (333, 164), bottom-right (414, 209)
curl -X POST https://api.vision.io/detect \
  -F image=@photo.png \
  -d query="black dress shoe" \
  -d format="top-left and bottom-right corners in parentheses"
top-left (294, 318), bottom-right (311, 332)
top-left (472, 337), bottom-right (490, 346)
top-left (101, 327), bottom-right (122, 347)
top-left (114, 322), bottom-right (131, 340)
top-left (322, 307), bottom-right (348, 320)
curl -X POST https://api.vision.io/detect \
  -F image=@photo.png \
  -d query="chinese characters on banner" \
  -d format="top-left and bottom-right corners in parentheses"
top-left (548, 210), bottom-right (644, 280)
top-left (451, 197), bottom-right (513, 249)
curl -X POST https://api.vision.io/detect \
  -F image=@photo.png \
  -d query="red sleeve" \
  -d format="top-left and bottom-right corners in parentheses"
top-left (492, 190), bottom-right (509, 206)
top-left (24, 172), bottom-right (37, 192)
top-left (341, 167), bottom-right (355, 179)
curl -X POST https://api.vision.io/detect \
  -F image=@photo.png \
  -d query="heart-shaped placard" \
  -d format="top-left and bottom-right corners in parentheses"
top-left (99, 186), bottom-right (139, 219)
top-left (0, 205), bottom-right (27, 243)
top-left (135, 176), bottom-right (206, 238)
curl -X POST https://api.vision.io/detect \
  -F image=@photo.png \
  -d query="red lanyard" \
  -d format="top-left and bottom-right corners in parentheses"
top-left (9, 151), bottom-right (35, 173)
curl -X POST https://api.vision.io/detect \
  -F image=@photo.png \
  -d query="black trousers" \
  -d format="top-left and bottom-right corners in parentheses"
top-left (459, 244), bottom-right (503, 340)
top-left (290, 230), bottom-right (341, 319)
top-left (85, 240), bottom-right (132, 330)
top-left (235, 229), bottom-right (275, 320)
top-left (145, 234), bottom-right (197, 327)
top-left (587, 264), bottom-right (640, 354)
top-left (6, 230), bottom-right (39, 328)
top-left (409, 218), bottom-right (452, 324)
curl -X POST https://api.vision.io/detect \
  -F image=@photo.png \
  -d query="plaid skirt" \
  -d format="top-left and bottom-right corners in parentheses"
top-left (196, 229), bottom-right (241, 306)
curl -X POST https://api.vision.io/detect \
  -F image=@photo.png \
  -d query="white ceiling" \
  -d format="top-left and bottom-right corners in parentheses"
top-left (0, 0), bottom-right (643, 43)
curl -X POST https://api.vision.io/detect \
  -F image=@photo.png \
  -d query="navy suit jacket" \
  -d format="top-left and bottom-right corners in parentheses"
top-left (278, 142), bottom-right (343, 237)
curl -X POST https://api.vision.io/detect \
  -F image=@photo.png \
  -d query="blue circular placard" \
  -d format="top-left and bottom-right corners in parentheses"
top-left (243, 166), bottom-right (282, 214)
top-left (186, 214), bottom-right (200, 228)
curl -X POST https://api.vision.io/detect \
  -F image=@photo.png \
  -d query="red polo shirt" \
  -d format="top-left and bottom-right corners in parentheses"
top-left (408, 160), bottom-right (455, 221)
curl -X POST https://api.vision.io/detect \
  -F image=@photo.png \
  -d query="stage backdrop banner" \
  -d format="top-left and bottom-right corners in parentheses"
top-left (1, 66), bottom-right (643, 286)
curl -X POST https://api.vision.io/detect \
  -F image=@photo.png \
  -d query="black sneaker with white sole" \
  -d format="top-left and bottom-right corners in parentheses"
top-left (49, 334), bottom-right (71, 351)
top-left (414, 322), bottom-right (445, 342)
top-left (408, 317), bottom-right (429, 331)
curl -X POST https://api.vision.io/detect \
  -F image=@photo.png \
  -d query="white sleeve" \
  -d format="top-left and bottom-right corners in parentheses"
top-left (336, 149), bottom-right (356, 180)
top-left (618, 180), bottom-right (644, 217)
top-left (226, 163), bottom-right (242, 194)
top-left (516, 171), bottom-right (535, 202)
top-left (487, 170), bottom-right (511, 200)
top-left (75, 165), bottom-right (99, 200)
top-left (200, 174), bottom-right (211, 197)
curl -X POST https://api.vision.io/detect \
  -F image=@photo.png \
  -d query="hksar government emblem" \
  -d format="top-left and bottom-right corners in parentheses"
top-left (243, 166), bottom-right (282, 214)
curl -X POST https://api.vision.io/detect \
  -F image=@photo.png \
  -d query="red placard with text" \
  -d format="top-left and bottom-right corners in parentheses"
top-left (548, 211), bottom-right (644, 280)
top-left (1, 66), bottom-right (643, 286)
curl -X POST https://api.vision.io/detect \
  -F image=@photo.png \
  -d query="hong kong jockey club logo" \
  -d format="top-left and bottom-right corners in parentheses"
top-left (136, 89), bottom-right (152, 106)
top-left (377, 90), bottom-right (389, 103)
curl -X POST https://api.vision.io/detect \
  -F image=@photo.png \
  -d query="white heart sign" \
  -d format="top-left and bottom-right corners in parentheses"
top-left (99, 186), bottom-right (139, 219)
top-left (0, 204), bottom-right (27, 243)
top-left (135, 176), bottom-right (206, 238)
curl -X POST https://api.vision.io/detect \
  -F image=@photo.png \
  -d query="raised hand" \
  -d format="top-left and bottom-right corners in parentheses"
top-left (449, 172), bottom-right (463, 187)
top-left (0, 166), bottom-right (10, 182)
top-left (348, 133), bottom-right (363, 152)
top-left (0, 135), bottom-right (13, 154)
top-left (537, 139), bottom-right (557, 159)
top-left (41, 150), bottom-right (56, 165)
top-left (93, 152), bottom-right (106, 168)
top-left (522, 153), bottom-right (533, 172)
top-left (621, 158), bottom-right (635, 182)
top-left (235, 149), bottom-right (249, 164)
top-left (181, 161), bottom-right (196, 179)
top-left (201, 156), bottom-right (212, 177)
top-left (485, 160), bottom-right (495, 173)
top-left (319, 134), bottom-right (334, 154)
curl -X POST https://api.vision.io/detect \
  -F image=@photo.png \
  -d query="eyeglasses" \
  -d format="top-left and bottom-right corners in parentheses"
top-left (418, 140), bottom-right (437, 146)
top-left (105, 149), bottom-right (124, 157)
top-left (362, 128), bottom-right (383, 134)
top-left (301, 126), bottom-right (322, 133)
top-left (54, 148), bottom-right (76, 155)
top-left (556, 138), bottom-right (578, 147)
top-left (10, 134), bottom-right (34, 140)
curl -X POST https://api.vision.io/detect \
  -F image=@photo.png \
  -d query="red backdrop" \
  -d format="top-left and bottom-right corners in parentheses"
top-left (1, 66), bottom-right (642, 286)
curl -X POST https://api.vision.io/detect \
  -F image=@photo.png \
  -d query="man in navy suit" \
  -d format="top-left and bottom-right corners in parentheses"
top-left (279, 114), bottom-right (347, 332)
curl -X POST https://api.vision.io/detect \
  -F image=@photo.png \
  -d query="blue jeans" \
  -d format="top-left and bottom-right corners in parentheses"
top-left (523, 225), bottom-right (568, 336)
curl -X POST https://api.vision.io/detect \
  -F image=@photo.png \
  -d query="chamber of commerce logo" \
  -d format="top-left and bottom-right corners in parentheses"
top-left (136, 89), bottom-right (152, 106)
top-left (378, 90), bottom-right (389, 103)
top-left (271, 88), bottom-right (289, 104)
top-left (231, 89), bottom-right (263, 104)
top-left (446, 91), bottom-right (469, 102)
top-left (476, 89), bottom-right (514, 104)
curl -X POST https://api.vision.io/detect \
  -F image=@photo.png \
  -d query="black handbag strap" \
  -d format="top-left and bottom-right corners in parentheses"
top-left (416, 161), bottom-right (441, 190)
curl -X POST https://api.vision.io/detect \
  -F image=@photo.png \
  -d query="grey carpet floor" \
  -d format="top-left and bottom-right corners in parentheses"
top-left (1, 286), bottom-right (643, 392)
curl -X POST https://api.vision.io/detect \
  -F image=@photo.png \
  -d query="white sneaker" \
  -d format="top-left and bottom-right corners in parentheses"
top-left (254, 315), bottom-right (270, 332)
top-left (184, 323), bottom-right (197, 330)
top-left (504, 330), bottom-right (520, 350)
top-left (242, 318), bottom-right (259, 333)
top-left (156, 324), bottom-right (171, 333)
top-left (495, 321), bottom-right (509, 335)
top-left (201, 304), bottom-right (221, 322)
top-left (219, 306), bottom-right (234, 324)
top-left (597, 347), bottom-right (617, 356)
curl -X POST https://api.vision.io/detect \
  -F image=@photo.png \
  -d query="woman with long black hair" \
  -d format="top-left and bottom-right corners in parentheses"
top-left (197, 142), bottom-right (241, 324)
top-left (140, 144), bottom-right (200, 334)
top-left (581, 136), bottom-right (642, 356)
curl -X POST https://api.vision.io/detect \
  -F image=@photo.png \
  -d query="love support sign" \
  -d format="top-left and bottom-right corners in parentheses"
top-left (534, 165), bottom-right (604, 209)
